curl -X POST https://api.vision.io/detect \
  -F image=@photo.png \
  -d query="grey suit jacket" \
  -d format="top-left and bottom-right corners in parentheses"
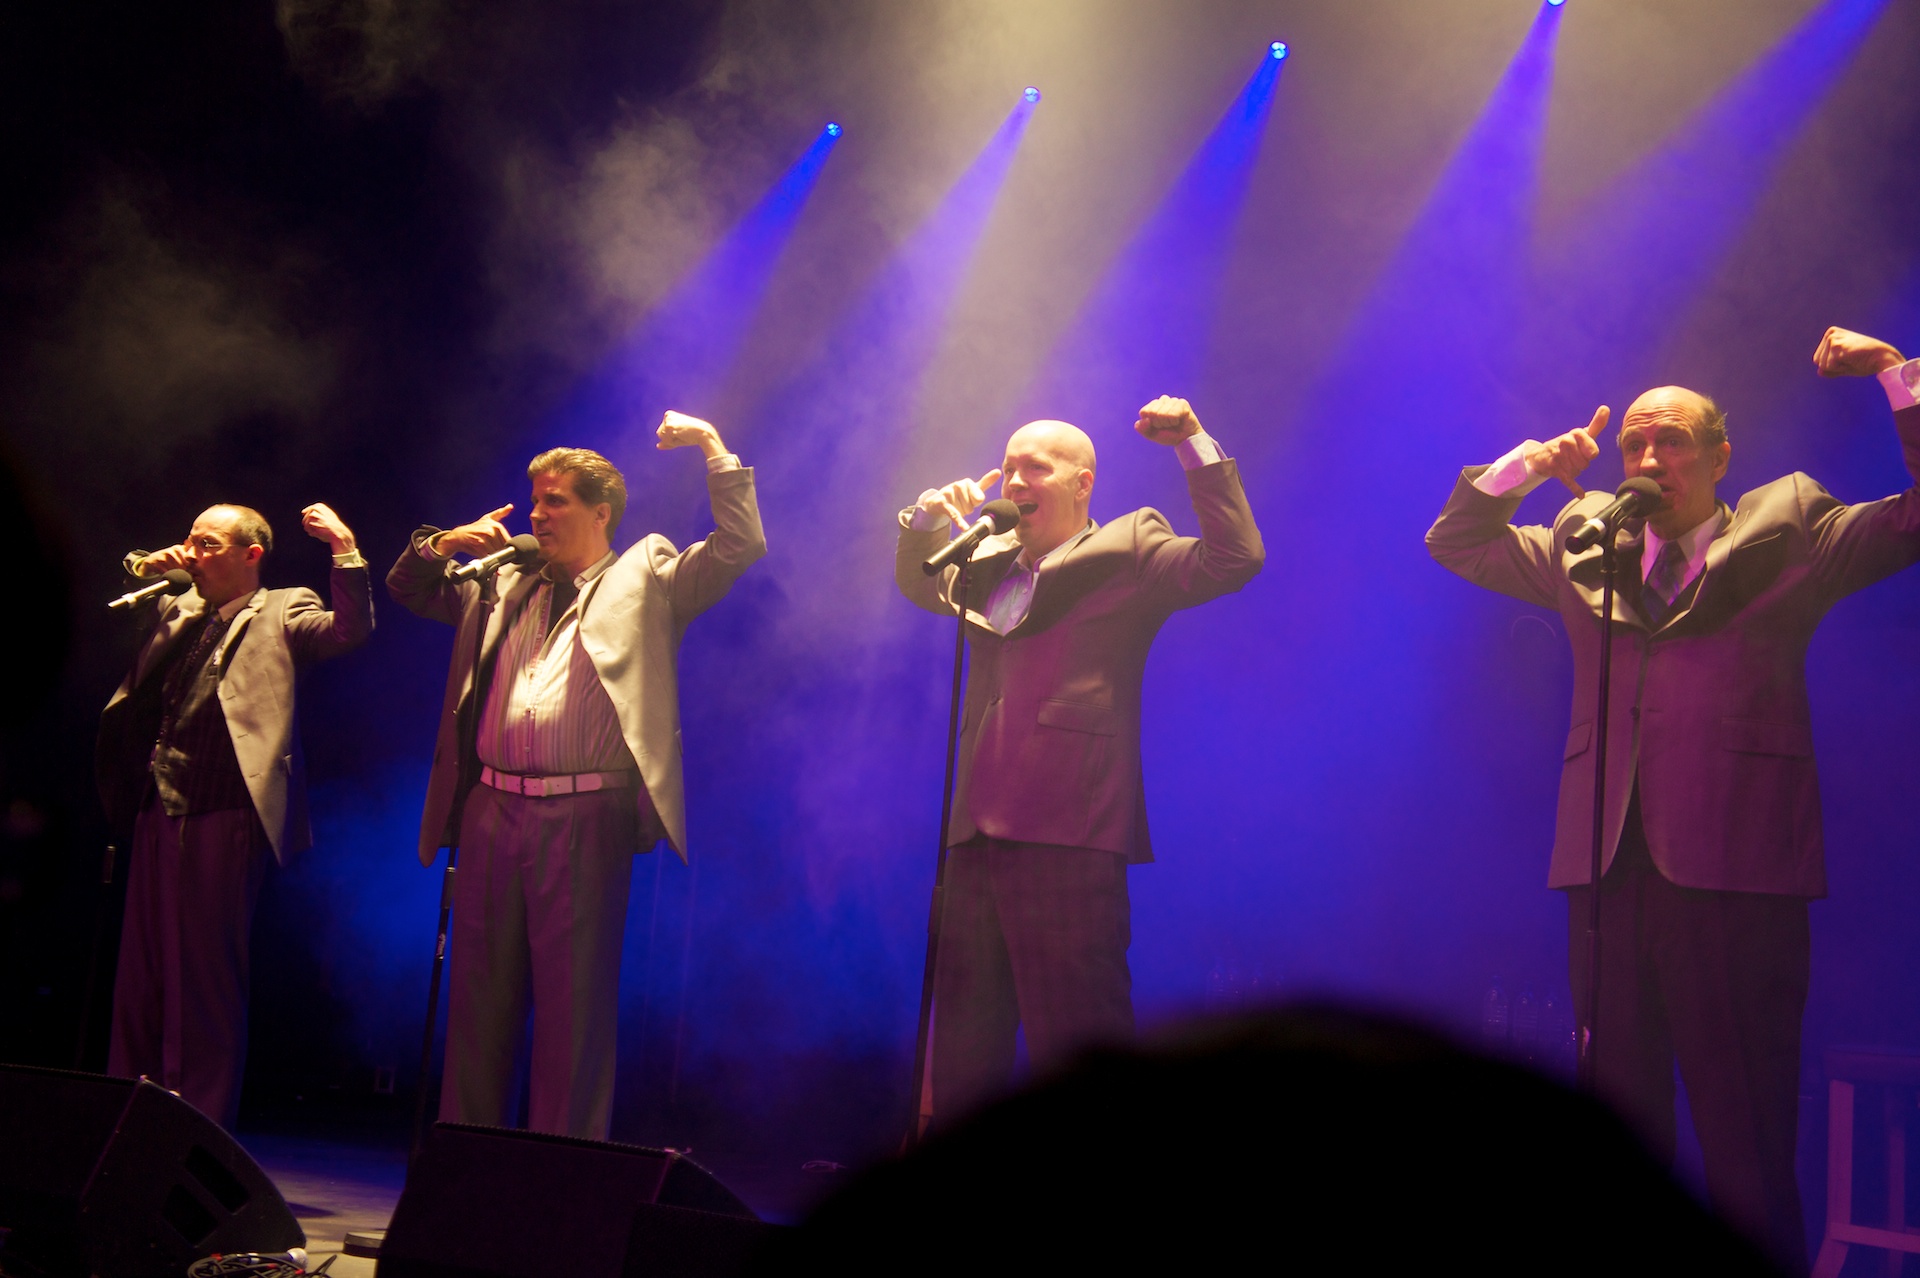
top-left (895, 460), bottom-right (1264, 862)
top-left (387, 467), bottom-right (766, 866)
top-left (1426, 405), bottom-right (1920, 897)
top-left (97, 566), bottom-right (375, 866)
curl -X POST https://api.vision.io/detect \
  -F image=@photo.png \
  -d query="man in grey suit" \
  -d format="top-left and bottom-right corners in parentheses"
top-left (99, 502), bottom-right (372, 1129)
top-left (1427, 327), bottom-right (1920, 1268)
top-left (896, 395), bottom-right (1264, 1122)
top-left (388, 411), bottom-right (765, 1140)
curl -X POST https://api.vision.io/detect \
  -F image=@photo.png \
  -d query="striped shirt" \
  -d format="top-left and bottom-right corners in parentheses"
top-left (476, 550), bottom-right (634, 776)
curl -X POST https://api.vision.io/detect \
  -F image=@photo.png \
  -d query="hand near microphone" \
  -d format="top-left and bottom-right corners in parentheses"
top-left (433, 504), bottom-right (515, 559)
top-left (1523, 406), bottom-right (1610, 498)
top-left (132, 544), bottom-right (192, 576)
top-left (917, 469), bottom-right (1004, 532)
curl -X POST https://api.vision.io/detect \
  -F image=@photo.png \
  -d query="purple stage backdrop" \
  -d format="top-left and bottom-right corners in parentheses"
top-left (3, 0), bottom-right (1919, 1188)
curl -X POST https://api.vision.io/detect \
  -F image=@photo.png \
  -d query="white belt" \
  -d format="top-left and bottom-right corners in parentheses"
top-left (479, 765), bottom-right (636, 798)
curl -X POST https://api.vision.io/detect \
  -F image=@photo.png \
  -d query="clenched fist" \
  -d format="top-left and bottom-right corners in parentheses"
top-left (656, 410), bottom-right (729, 459)
top-left (300, 502), bottom-right (357, 553)
top-left (1134, 395), bottom-right (1203, 445)
top-left (1813, 327), bottom-right (1905, 378)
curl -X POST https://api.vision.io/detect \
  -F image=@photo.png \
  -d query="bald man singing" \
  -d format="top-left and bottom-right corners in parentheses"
top-left (1427, 328), bottom-right (1920, 1269)
top-left (896, 397), bottom-right (1264, 1121)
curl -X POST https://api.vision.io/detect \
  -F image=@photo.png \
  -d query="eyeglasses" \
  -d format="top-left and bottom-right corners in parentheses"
top-left (190, 536), bottom-right (237, 553)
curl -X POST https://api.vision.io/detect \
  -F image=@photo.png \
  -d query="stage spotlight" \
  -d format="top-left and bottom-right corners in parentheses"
top-left (1023, 86), bottom-right (1041, 103)
top-left (1270, 41), bottom-right (1288, 59)
top-left (826, 122), bottom-right (842, 137)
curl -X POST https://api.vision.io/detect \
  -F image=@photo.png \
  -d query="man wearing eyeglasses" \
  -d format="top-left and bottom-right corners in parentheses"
top-left (98, 502), bottom-right (373, 1129)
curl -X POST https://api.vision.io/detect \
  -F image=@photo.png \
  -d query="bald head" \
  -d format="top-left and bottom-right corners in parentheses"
top-left (1001, 418), bottom-right (1097, 561)
top-left (1618, 384), bottom-right (1731, 539)
top-left (1623, 386), bottom-right (1726, 449)
top-left (1007, 419), bottom-right (1096, 475)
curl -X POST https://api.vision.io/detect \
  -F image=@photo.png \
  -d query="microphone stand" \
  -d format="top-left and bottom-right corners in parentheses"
top-left (905, 551), bottom-right (977, 1148)
top-left (1576, 532), bottom-right (1619, 1093)
top-left (411, 562), bottom-right (503, 1157)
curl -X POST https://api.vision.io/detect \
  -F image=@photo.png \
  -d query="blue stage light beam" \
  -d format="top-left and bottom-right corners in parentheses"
top-left (603, 98), bottom-right (1043, 1094)
top-left (547, 122), bottom-right (844, 464)
top-left (748, 94), bottom-right (1040, 530)
top-left (1229, 3), bottom-right (1562, 830)
top-left (1526, 0), bottom-right (1892, 393)
top-left (1313, 1), bottom-right (1561, 456)
top-left (1018, 45), bottom-right (1286, 452)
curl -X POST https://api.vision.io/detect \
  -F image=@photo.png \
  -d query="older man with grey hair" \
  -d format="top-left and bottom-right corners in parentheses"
top-left (1427, 326), bottom-right (1920, 1269)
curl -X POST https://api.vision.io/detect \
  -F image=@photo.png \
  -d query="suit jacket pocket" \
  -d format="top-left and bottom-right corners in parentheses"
top-left (1037, 699), bottom-right (1117, 736)
top-left (1563, 722), bottom-right (1593, 760)
top-left (1722, 717), bottom-right (1813, 757)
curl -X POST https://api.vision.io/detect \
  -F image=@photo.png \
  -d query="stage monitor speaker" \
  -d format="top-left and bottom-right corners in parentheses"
top-left (0, 1064), bottom-right (304, 1278)
top-left (381, 1123), bottom-right (778, 1278)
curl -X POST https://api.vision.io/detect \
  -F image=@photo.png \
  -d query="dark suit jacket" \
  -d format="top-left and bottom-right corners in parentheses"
top-left (387, 467), bottom-right (766, 866)
top-left (895, 460), bottom-right (1263, 862)
top-left (1426, 405), bottom-right (1920, 897)
top-left (97, 566), bottom-right (375, 866)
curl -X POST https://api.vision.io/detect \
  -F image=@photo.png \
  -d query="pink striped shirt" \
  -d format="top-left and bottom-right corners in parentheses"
top-left (476, 551), bottom-right (633, 776)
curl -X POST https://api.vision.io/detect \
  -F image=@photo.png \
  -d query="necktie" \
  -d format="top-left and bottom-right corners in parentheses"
top-left (545, 576), bottom-right (579, 640)
top-left (1642, 539), bottom-right (1688, 627)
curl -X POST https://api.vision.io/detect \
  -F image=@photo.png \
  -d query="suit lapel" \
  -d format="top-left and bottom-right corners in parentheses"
top-left (470, 567), bottom-right (543, 700)
top-left (1010, 519), bottom-right (1099, 636)
top-left (959, 540), bottom-right (1021, 631)
top-left (1656, 503), bottom-right (1743, 634)
top-left (131, 592), bottom-right (208, 688)
top-left (215, 588), bottom-right (269, 669)
top-left (1567, 536), bottom-right (1648, 632)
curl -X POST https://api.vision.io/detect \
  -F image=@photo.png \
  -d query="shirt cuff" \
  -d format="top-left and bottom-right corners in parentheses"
top-left (1472, 442), bottom-right (1550, 498)
top-left (419, 532), bottom-right (450, 561)
top-left (706, 453), bottom-right (741, 473)
top-left (124, 550), bottom-right (157, 577)
top-left (332, 549), bottom-right (367, 569)
top-left (903, 505), bottom-right (950, 533)
top-left (1879, 360), bottom-right (1920, 411)
top-left (1175, 431), bottom-right (1225, 470)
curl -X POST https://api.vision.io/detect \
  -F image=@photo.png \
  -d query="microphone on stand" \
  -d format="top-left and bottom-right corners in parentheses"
top-left (108, 569), bottom-right (193, 611)
top-left (1564, 478), bottom-right (1663, 553)
top-left (449, 534), bottom-right (542, 582)
top-left (922, 500), bottom-right (1021, 576)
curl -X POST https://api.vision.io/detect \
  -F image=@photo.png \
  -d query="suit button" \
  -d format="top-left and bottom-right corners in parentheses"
top-left (1629, 707), bottom-right (1640, 719)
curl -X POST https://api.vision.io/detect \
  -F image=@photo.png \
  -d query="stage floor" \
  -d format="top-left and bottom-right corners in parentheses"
top-left (239, 1123), bottom-right (843, 1268)
top-left (244, 1133), bottom-right (408, 1278)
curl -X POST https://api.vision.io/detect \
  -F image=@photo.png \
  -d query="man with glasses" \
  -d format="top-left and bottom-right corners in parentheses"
top-left (1426, 327), bottom-right (1920, 1268)
top-left (99, 502), bottom-right (372, 1128)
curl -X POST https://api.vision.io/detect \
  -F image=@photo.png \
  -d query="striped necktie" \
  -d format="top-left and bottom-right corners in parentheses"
top-left (1642, 539), bottom-right (1688, 627)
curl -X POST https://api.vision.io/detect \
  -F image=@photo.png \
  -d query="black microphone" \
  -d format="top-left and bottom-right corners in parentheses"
top-left (449, 534), bottom-right (542, 582)
top-left (108, 568), bottom-right (193, 611)
top-left (1565, 477), bottom-right (1663, 553)
top-left (922, 499), bottom-right (1021, 576)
